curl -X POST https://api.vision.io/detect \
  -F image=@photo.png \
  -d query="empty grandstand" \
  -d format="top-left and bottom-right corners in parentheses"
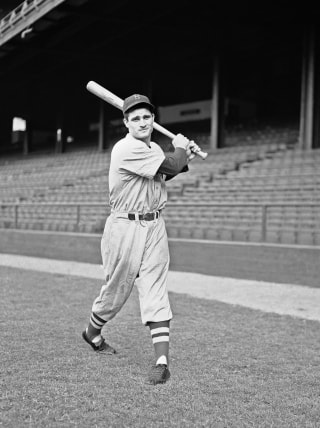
top-left (1, 123), bottom-right (319, 245)
top-left (0, 1), bottom-right (319, 248)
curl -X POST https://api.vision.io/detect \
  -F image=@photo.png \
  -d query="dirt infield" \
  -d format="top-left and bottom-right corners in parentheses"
top-left (0, 253), bottom-right (319, 322)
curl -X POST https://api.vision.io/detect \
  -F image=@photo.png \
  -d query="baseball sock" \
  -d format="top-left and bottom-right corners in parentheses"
top-left (86, 312), bottom-right (107, 342)
top-left (148, 320), bottom-right (170, 366)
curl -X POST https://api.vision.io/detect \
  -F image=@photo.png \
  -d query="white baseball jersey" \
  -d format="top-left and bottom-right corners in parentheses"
top-left (109, 133), bottom-right (167, 213)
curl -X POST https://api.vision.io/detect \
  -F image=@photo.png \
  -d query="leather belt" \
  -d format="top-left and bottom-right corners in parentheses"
top-left (127, 211), bottom-right (161, 221)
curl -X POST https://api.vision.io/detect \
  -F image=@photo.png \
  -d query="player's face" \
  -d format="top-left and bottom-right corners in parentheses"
top-left (124, 107), bottom-right (154, 143)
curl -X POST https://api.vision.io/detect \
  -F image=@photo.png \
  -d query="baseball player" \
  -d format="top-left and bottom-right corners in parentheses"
top-left (82, 93), bottom-right (199, 385)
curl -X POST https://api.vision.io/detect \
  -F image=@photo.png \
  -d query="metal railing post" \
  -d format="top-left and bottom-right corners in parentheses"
top-left (76, 204), bottom-right (80, 231)
top-left (261, 205), bottom-right (267, 242)
top-left (14, 204), bottom-right (18, 228)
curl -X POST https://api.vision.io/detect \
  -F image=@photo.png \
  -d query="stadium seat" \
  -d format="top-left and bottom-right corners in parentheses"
top-left (0, 127), bottom-right (319, 246)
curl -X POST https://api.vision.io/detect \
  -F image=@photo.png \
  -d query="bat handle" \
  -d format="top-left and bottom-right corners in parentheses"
top-left (153, 122), bottom-right (208, 160)
top-left (191, 147), bottom-right (208, 160)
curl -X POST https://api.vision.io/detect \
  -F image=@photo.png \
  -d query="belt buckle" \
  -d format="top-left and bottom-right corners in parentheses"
top-left (143, 212), bottom-right (152, 221)
top-left (128, 213), bottom-right (139, 221)
top-left (139, 211), bottom-right (160, 221)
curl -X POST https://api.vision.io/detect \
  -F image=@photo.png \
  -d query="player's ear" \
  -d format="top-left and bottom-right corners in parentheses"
top-left (123, 118), bottom-right (129, 129)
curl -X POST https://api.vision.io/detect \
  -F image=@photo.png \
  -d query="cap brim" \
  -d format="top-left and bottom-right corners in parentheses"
top-left (123, 101), bottom-right (155, 114)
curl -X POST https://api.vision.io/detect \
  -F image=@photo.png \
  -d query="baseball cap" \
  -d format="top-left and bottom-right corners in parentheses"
top-left (122, 94), bottom-right (155, 114)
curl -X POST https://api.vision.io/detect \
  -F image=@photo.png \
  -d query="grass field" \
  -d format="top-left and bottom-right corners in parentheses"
top-left (1, 265), bottom-right (320, 427)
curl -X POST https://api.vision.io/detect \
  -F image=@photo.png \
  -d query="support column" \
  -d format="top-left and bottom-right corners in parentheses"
top-left (299, 25), bottom-right (315, 150)
top-left (56, 112), bottom-right (65, 154)
top-left (12, 116), bottom-right (31, 155)
top-left (23, 122), bottom-right (31, 156)
top-left (312, 27), bottom-right (320, 149)
top-left (98, 100), bottom-right (105, 152)
top-left (210, 54), bottom-right (224, 150)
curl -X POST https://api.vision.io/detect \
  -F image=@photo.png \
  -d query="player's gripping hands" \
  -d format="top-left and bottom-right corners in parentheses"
top-left (186, 141), bottom-right (201, 162)
top-left (172, 133), bottom-right (190, 150)
top-left (172, 133), bottom-right (200, 162)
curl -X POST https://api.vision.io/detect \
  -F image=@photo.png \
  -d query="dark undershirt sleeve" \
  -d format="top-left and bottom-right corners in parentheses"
top-left (164, 165), bottom-right (189, 181)
top-left (157, 148), bottom-right (188, 177)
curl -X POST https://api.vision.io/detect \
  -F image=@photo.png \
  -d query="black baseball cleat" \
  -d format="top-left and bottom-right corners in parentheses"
top-left (82, 330), bottom-right (116, 354)
top-left (146, 364), bottom-right (171, 385)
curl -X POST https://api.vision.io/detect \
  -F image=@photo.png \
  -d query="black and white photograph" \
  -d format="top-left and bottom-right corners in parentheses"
top-left (0, 0), bottom-right (319, 426)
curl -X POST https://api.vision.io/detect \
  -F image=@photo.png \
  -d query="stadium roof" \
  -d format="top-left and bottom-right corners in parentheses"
top-left (0, 0), bottom-right (317, 146)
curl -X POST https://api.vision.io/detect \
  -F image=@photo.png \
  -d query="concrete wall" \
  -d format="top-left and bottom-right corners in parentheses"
top-left (0, 229), bottom-right (319, 288)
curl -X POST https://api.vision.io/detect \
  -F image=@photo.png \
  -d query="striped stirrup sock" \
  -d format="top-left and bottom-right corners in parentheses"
top-left (89, 312), bottom-right (107, 334)
top-left (149, 320), bottom-right (170, 366)
top-left (150, 325), bottom-right (170, 344)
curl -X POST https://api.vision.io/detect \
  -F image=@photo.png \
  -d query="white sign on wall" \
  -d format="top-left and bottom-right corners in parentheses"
top-left (12, 117), bottom-right (26, 131)
top-left (158, 100), bottom-right (212, 124)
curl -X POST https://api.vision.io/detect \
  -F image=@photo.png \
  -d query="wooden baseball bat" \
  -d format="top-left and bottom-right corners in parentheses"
top-left (86, 81), bottom-right (208, 160)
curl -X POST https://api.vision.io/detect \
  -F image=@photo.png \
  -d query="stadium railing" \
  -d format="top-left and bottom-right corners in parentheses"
top-left (0, 0), bottom-right (66, 47)
top-left (1, 202), bottom-right (319, 245)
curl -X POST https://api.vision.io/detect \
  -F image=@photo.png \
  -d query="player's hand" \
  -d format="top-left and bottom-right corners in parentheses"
top-left (188, 140), bottom-right (201, 154)
top-left (186, 140), bottom-right (200, 161)
top-left (172, 133), bottom-right (189, 150)
top-left (186, 142), bottom-right (196, 162)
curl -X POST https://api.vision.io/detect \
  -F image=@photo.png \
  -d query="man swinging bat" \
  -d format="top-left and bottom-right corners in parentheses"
top-left (82, 91), bottom-right (202, 385)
